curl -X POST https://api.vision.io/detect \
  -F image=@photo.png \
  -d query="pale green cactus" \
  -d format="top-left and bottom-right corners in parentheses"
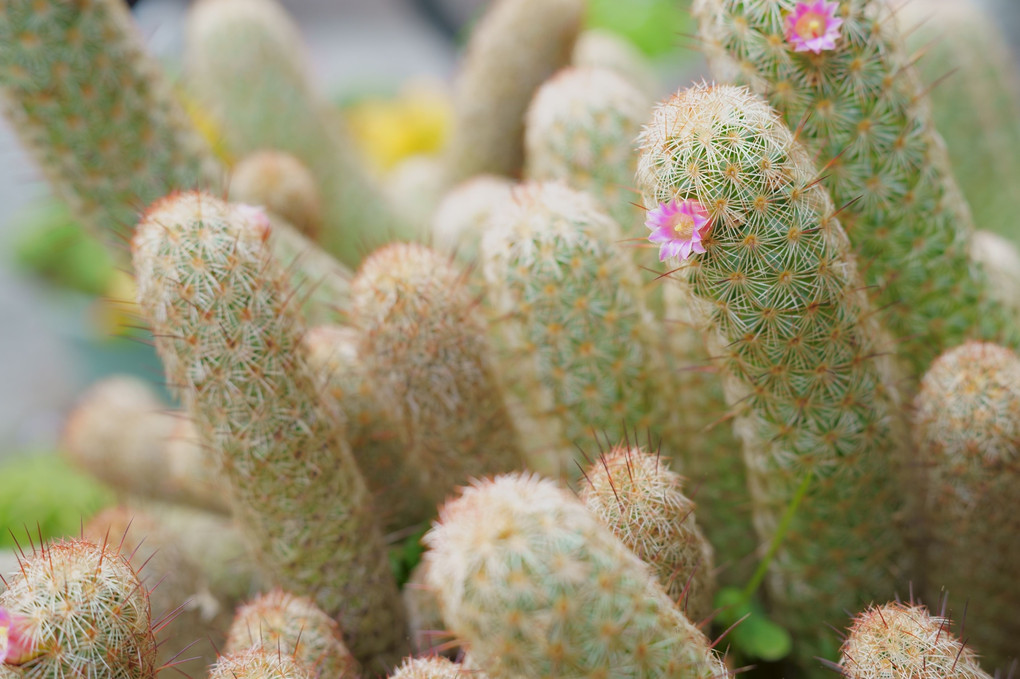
top-left (635, 84), bottom-right (912, 661)
top-left (572, 29), bottom-right (659, 98)
top-left (524, 66), bottom-right (651, 228)
top-left (0, 0), bottom-right (221, 250)
top-left (840, 603), bottom-right (993, 679)
top-left (481, 182), bottom-right (672, 478)
top-left (0, 539), bottom-right (157, 679)
top-left (225, 589), bottom-right (359, 679)
top-left (578, 445), bottom-right (717, 622)
top-left (971, 230), bottom-right (1020, 323)
top-left (914, 342), bottom-right (1020, 668)
top-left (185, 0), bottom-right (406, 266)
top-left (424, 473), bottom-right (729, 679)
top-left (209, 649), bottom-right (314, 679)
top-left (350, 242), bottom-right (525, 506)
top-left (431, 175), bottom-right (515, 263)
top-left (443, 0), bottom-right (585, 184)
top-left (389, 657), bottom-right (480, 679)
top-left (693, 0), bottom-right (1017, 378)
top-left (230, 150), bottom-right (323, 242)
top-left (131, 192), bottom-right (407, 668)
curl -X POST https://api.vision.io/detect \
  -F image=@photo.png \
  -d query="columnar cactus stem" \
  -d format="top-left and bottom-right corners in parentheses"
top-left (635, 84), bottom-right (912, 660)
top-left (230, 151), bottom-right (324, 242)
top-left (431, 176), bottom-right (514, 263)
top-left (0, 538), bottom-right (158, 679)
top-left (914, 342), bottom-right (1020, 668)
top-left (185, 0), bottom-right (406, 267)
top-left (443, 0), bottom-right (585, 184)
top-left (424, 473), bottom-right (729, 679)
top-left (62, 376), bottom-right (230, 515)
top-left (225, 590), bottom-right (359, 679)
top-left (970, 231), bottom-right (1020, 322)
top-left (0, 0), bottom-right (220, 249)
top-left (131, 192), bottom-right (407, 667)
top-left (481, 182), bottom-right (671, 477)
top-left (840, 603), bottom-right (993, 679)
top-left (302, 325), bottom-right (435, 531)
top-left (578, 445), bottom-right (717, 622)
top-left (350, 243), bottom-right (524, 506)
top-left (524, 67), bottom-right (651, 228)
top-left (693, 0), bottom-right (1017, 377)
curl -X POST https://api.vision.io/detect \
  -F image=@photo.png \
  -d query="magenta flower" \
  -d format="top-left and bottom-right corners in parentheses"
top-left (785, 1), bottom-right (843, 54)
top-left (646, 198), bottom-right (712, 262)
top-left (0, 608), bottom-right (36, 666)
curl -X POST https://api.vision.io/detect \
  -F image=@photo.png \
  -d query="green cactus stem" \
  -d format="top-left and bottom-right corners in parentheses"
top-left (230, 151), bottom-right (324, 242)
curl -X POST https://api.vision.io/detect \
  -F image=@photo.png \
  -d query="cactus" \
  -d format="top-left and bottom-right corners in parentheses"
top-left (131, 192), bottom-right (407, 667)
top-left (209, 649), bottom-right (314, 679)
top-left (0, 0), bottom-right (220, 250)
top-left (635, 84), bottom-right (912, 660)
top-left (572, 29), bottom-right (660, 99)
top-left (971, 230), bottom-right (1020, 322)
top-left (62, 376), bottom-right (230, 515)
top-left (423, 473), bottom-right (729, 679)
top-left (693, 0), bottom-right (1016, 378)
top-left (840, 602), bottom-right (992, 679)
top-left (481, 182), bottom-right (671, 478)
top-left (524, 67), bottom-right (651, 228)
top-left (390, 657), bottom-right (478, 679)
top-left (913, 342), bottom-right (1020, 668)
top-left (225, 590), bottom-right (359, 679)
top-left (350, 242), bottom-right (524, 506)
top-left (578, 445), bottom-right (717, 622)
top-left (83, 506), bottom-right (229, 670)
top-left (0, 538), bottom-right (157, 679)
top-left (431, 175), bottom-right (515, 262)
top-left (230, 151), bottom-right (324, 242)
top-left (184, 0), bottom-right (405, 267)
top-left (302, 325), bottom-right (435, 531)
top-left (901, 0), bottom-right (1020, 244)
top-left (442, 0), bottom-right (585, 184)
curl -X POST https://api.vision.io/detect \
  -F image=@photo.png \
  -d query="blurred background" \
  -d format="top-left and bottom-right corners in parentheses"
top-left (0, 0), bottom-right (1016, 458)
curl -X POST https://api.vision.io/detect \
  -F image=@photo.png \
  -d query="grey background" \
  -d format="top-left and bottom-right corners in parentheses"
top-left (0, 0), bottom-right (1015, 454)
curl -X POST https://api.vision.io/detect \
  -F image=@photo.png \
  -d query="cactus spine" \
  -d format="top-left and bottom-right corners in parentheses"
top-left (390, 657), bottom-right (480, 679)
top-left (209, 649), bottom-right (314, 679)
top-left (351, 243), bottom-right (524, 506)
top-left (303, 325), bottom-right (435, 531)
top-left (693, 0), bottom-right (1016, 377)
top-left (578, 445), bottom-right (717, 622)
top-left (635, 84), bottom-right (911, 660)
top-left (0, 538), bottom-right (157, 679)
top-left (524, 67), bottom-right (651, 228)
top-left (131, 192), bottom-right (407, 667)
top-left (185, 0), bottom-right (405, 266)
top-left (443, 0), bottom-right (585, 184)
top-left (914, 342), bottom-right (1020, 668)
top-left (424, 473), bottom-right (729, 679)
top-left (840, 603), bottom-right (993, 679)
top-left (481, 182), bottom-right (671, 477)
top-left (226, 590), bottom-right (359, 679)
top-left (0, 0), bottom-right (220, 249)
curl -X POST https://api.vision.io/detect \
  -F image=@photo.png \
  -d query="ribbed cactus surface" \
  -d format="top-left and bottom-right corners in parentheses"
top-left (351, 243), bottom-right (524, 505)
top-left (636, 84), bottom-right (911, 660)
top-left (482, 182), bottom-right (670, 477)
top-left (578, 445), bottom-right (716, 622)
top-left (424, 473), bottom-right (729, 679)
top-left (0, 0), bottom-right (220, 248)
top-left (693, 0), bottom-right (1015, 377)
top-left (131, 192), bottom-right (406, 667)
top-left (0, 539), bottom-right (157, 679)
top-left (914, 342), bottom-right (1020, 668)
top-left (840, 603), bottom-right (992, 679)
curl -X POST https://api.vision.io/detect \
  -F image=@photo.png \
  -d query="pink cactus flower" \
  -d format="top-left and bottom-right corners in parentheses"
top-left (646, 198), bottom-right (712, 262)
top-left (0, 608), bottom-right (37, 665)
top-left (785, 1), bottom-right (844, 54)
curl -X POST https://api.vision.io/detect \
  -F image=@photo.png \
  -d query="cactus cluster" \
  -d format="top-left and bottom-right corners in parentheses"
top-left (2, 0), bottom-right (1020, 677)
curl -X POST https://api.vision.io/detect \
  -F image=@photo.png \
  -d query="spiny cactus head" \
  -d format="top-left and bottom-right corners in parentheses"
top-left (225, 589), bottom-right (358, 678)
top-left (209, 648), bottom-right (315, 679)
top-left (840, 603), bottom-right (991, 679)
top-left (915, 341), bottom-right (1020, 469)
top-left (431, 175), bottom-right (514, 262)
top-left (352, 242), bottom-right (464, 313)
top-left (577, 444), bottom-right (716, 621)
top-left (230, 150), bottom-right (323, 241)
top-left (389, 656), bottom-right (474, 679)
top-left (0, 538), bottom-right (157, 678)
